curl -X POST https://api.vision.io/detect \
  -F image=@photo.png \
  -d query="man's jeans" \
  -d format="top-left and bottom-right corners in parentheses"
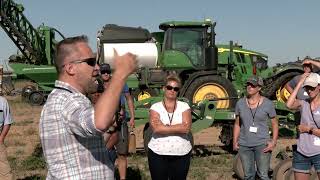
top-left (239, 144), bottom-right (271, 180)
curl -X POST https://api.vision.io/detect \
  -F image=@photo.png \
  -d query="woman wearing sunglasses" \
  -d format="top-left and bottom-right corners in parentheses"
top-left (148, 74), bottom-right (192, 180)
top-left (233, 75), bottom-right (278, 180)
top-left (286, 73), bottom-right (320, 180)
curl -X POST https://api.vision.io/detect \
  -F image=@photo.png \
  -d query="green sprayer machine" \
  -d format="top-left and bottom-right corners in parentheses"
top-left (0, 0), bottom-right (307, 178)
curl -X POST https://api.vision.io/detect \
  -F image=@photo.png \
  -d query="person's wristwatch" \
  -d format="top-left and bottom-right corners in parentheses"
top-left (308, 128), bottom-right (314, 134)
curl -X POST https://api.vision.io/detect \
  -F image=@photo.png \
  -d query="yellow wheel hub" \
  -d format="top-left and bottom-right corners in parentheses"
top-left (138, 91), bottom-right (152, 101)
top-left (276, 86), bottom-right (291, 103)
top-left (193, 83), bottom-right (230, 108)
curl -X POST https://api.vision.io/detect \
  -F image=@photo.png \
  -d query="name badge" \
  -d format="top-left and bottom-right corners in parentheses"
top-left (314, 137), bottom-right (320, 146)
top-left (249, 126), bottom-right (258, 133)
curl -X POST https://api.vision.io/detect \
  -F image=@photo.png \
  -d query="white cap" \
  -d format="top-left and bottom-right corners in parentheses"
top-left (303, 73), bottom-right (320, 87)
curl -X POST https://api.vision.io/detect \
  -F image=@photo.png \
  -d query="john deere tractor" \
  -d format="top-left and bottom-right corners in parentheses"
top-left (97, 20), bottom-right (305, 151)
top-left (98, 20), bottom-right (239, 109)
top-left (97, 19), bottom-right (303, 110)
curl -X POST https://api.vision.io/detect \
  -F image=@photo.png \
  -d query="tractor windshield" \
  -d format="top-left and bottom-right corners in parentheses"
top-left (250, 54), bottom-right (268, 70)
top-left (169, 29), bottom-right (205, 67)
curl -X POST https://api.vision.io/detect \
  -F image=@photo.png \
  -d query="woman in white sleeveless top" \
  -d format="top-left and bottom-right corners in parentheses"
top-left (148, 74), bottom-right (192, 180)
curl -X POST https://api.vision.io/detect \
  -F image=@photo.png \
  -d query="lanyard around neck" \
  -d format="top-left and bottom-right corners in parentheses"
top-left (54, 86), bottom-right (72, 93)
top-left (247, 98), bottom-right (261, 125)
top-left (309, 103), bottom-right (320, 129)
top-left (163, 100), bottom-right (176, 125)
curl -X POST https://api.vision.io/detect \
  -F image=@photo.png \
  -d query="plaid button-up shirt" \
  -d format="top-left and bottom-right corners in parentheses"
top-left (40, 80), bottom-right (114, 180)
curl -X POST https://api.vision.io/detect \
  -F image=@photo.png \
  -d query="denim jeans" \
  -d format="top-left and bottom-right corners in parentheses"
top-left (239, 144), bottom-right (271, 180)
top-left (293, 150), bottom-right (320, 173)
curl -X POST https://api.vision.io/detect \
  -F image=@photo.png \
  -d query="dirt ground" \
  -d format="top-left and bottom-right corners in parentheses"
top-left (3, 91), bottom-right (297, 179)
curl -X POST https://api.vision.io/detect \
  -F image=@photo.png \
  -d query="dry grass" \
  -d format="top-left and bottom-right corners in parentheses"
top-left (3, 81), bottom-right (296, 179)
top-left (5, 91), bottom-right (240, 180)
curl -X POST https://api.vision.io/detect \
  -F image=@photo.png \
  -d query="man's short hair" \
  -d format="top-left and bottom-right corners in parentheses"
top-left (54, 35), bottom-right (88, 74)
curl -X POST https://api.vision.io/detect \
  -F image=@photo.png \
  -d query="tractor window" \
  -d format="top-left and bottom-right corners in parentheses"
top-left (235, 52), bottom-right (245, 63)
top-left (170, 29), bottom-right (204, 66)
top-left (250, 55), bottom-right (268, 70)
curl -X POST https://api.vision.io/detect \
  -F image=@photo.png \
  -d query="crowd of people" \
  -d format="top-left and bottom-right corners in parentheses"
top-left (232, 58), bottom-right (320, 180)
top-left (36, 35), bottom-right (192, 179)
top-left (0, 35), bottom-right (319, 180)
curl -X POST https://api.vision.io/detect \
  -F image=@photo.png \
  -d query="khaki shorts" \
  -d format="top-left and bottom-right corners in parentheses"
top-left (115, 121), bottom-right (129, 155)
top-left (0, 144), bottom-right (12, 180)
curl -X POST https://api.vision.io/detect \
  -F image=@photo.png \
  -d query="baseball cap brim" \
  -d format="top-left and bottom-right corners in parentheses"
top-left (302, 73), bottom-right (320, 87)
top-left (303, 81), bottom-right (318, 87)
top-left (246, 80), bottom-right (259, 86)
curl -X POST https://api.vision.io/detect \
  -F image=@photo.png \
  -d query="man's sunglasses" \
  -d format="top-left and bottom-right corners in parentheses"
top-left (68, 57), bottom-right (97, 67)
top-left (166, 85), bottom-right (180, 92)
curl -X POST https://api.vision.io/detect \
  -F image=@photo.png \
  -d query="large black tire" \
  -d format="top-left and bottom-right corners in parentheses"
top-left (263, 71), bottom-right (301, 101)
top-left (21, 85), bottom-right (37, 101)
top-left (29, 91), bottom-right (45, 106)
top-left (184, 75), bottom-right (237, 109)
top-left (219, 124), bottom-right (234, 151)
top-left (272, 158), bottom-right (292, 180)
top-left (284, 166), bottom-right (318, 180)
top-left (233, 152), bottom-right (273, 179)
top-left (233, 153), bottom-right (244, 180)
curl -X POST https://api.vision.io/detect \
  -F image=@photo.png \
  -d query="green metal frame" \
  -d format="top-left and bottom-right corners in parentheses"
top-left (0, 0), bottom-right (62, 93)
top-left (132, 96), bottom-right (297, 138)
top-left (0, 1), bottom-right (301, 136)
top-left (0, 0), bottom-right (48, 64)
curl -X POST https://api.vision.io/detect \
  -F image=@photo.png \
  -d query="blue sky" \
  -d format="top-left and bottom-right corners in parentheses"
top-left (1, 0), bottom-right (319, 66)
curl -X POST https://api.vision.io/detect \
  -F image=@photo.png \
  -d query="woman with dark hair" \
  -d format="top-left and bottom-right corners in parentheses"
top-left (233, 75), bottom-right (278, 180)
top-left (286, 72), bottom-right (320, 180)
top-left (148, 74), bottom-right (192, 180)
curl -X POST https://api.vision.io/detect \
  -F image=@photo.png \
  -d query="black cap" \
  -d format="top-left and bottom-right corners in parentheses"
top-left (100, 63), bottom-right (111, 74)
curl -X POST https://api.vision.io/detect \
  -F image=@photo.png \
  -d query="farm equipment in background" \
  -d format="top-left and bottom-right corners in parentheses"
top-left (98, 20), bottom-right (304, 109)
top-left (1, 0), bottom-right (302, 147)
top-left (0, 0), bottom-right (64, 105)
top-left (0, 0), bottom-right (303, 108)
top-left (97, 20), bottom-right (303, 147)
top-left (0, 0), bottom-right (308, 179)
top-left (97, 21), bottom-right (304, 180)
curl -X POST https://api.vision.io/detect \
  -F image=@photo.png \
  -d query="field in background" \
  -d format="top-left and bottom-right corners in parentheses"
top-left (3, 81), bottom-right (296, 179)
